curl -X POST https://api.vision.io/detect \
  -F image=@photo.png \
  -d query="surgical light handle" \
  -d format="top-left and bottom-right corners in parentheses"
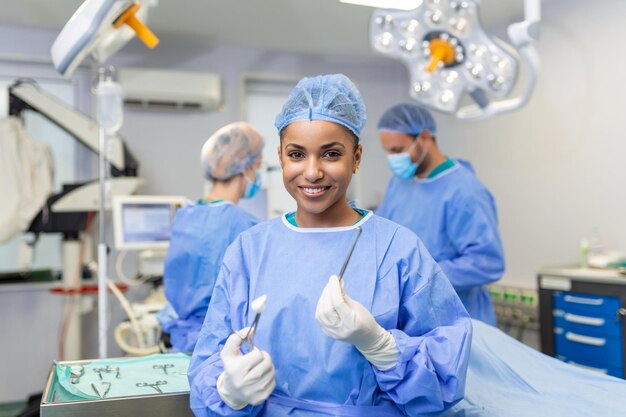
top-left (457, 0), bottom-right (541, 120)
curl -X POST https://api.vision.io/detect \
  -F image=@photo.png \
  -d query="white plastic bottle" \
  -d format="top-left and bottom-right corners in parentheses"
top-left (96, 76), bottom-right (124, 135)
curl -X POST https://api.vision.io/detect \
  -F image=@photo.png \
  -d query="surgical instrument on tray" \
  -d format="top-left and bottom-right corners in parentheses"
top-left (136, 380), bottom-right (167, 394)
top-left (153, 364), bottom-right (174, 375)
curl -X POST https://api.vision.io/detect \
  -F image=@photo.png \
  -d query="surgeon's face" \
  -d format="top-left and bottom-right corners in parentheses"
top-left (379, 131), bottom-right (421, 162)
top-left (279, 120), bottom-right (362, 222)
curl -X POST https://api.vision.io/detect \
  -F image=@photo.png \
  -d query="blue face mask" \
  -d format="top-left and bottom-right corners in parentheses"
top-left (387, 142), bottom-right (427, 179)
top-left (387, 153), bottom-right (417, 179)
top-left (243, 170), bottom-right (263, 199)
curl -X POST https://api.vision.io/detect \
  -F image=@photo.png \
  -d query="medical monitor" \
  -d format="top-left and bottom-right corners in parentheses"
top-left (113, 195), bottom-right (186, 251)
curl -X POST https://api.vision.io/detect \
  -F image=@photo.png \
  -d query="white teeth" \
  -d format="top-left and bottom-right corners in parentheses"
top-left (303, 187), bottom-right (326, 194)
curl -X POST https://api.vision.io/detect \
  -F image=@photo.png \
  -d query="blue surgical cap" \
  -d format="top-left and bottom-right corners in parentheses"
top-left (201, 122), bottom-right (264, 181)
top-left (377, 103), bottom-right (436, 136)
top-left (275, 74), bottom-right (366, 139)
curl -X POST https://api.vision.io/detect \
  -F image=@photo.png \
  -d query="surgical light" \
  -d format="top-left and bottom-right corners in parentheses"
top-left (51, 0), bottom-right (159, 77)
top-left (369, 0), bottom-right (541, 119)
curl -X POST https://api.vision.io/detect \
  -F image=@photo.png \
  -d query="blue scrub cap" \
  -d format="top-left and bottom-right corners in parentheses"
top-left (377, 103), bottom-right (436, 136)
top-left (274, 74), bottom-right (366, 139)
top-left (201, 122), bottom-right (264, 181)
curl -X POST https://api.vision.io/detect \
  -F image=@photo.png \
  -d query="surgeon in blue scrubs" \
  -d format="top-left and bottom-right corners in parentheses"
top-left (376, 103), bottom-right (505, 325)
top-left (189, 75), bottom-right (471, 417)
top-left (160, 122), bottom-right (264, 353)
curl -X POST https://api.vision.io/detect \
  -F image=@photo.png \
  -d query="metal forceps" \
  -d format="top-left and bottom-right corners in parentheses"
top-left (91, 382), bottom-right (112, 398)
top-left (153, 364), bottom-right (174, 375)
top-left (136, 380), bottom-right (168, 394)
top-left (240, 294), bottom-right (267, 350)
top-left (337, 226), bottom-right (362, 282)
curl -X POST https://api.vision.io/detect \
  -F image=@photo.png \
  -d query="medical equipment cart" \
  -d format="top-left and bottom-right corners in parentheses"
top-left (538, 266), bottom-right (626, 378)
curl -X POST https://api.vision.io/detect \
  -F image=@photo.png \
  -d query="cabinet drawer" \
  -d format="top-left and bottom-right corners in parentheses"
top-left (553, 292), bottom-right (621, 317)
top-left (554, 312), bottom-right (622, 338)
top-left (556, 355), bottom-right (624, 378)
top-left (554, 328), bottom-right (623, 369)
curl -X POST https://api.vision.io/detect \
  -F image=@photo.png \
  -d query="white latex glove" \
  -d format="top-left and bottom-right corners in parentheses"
top-left (217, 328), bottom-right (276, 410)
top-left (315, 275), bottom-right (399, 370)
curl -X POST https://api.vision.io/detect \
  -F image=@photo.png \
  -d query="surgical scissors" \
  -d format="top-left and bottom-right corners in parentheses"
top-left (94, 366), bottom-right (120, 380)
top-left (153, 364), bottom-right (174, 375)
top-left (338, 226), bottom-right (362, 282)
top-left (136, 380), bottom-right (167, 394)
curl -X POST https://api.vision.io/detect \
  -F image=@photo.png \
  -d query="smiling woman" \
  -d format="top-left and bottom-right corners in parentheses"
top-left (280, 120), bottom-right (362, 227)
top-left (188, 74), bottom-right (472, 417)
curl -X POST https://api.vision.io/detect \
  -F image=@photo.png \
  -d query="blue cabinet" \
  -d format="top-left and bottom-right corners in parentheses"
top-left (538, 268), bottom-right (626, 379)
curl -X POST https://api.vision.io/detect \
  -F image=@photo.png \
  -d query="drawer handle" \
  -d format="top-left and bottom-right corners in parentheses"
top-left (564, 313), bottom-right (605, 326)
top-left (565, 332), bottom-right (606, 346)
top-left (567, 361), bottom-right (608, 374)
top-left (563, 295), bottom-right (604, 306)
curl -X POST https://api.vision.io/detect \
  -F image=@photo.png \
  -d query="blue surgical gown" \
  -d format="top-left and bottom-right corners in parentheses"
top-left (189, 212), bottom-right (472, 417)
top-left (162, 201), bottom-right (258, 353)
top-left (377, 160), bottom-right (504, 325)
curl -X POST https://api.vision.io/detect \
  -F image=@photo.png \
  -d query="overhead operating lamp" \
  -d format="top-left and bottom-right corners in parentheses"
top-left (51, 0), bottom-right (159, 359)
top-left (51, 0), bottom-right (158, 77)
top-left (366, 0), bottom-right (540, 119)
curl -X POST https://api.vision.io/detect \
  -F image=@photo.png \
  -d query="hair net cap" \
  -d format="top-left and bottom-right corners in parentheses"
top-left (201, 122), bottom-right (264, 181)
top-left (377, 103), bottom-right (436, 136)
top-left (275, 74), bottom-right (366, 138)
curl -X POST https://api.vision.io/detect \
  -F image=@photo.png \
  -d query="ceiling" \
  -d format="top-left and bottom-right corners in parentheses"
top-left (0, 0), bottom-right (537, 56)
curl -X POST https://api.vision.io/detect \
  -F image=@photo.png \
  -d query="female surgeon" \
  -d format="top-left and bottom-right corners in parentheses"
top-left (188, 74), bottom-right (472, 416)
top-left (160, 122), bottom-right (264, 353)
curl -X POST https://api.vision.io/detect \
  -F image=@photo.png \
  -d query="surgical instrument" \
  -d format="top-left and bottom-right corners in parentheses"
top-left (136, 380), bottom-right (167, 394)
top-left (338, 226), bottom-right (362, 282)
top-left (240, 294), bottom-right (267, 350)
top-left (69, 365), bottom-right (84, 384)
top-left (101, 382), bottom-right (112, 398)
top-left (153, 364), bottom-right (174, 375)
top-left (94, 366), bottom-right (120, 380)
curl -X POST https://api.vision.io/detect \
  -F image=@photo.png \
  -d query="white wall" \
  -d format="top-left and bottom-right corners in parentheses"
top-left (433, 0), bottom-right (626, 288)
top-left (108, 42), bottom-right (407, 207)
top-left (108, 0), bottom-right (626, 290)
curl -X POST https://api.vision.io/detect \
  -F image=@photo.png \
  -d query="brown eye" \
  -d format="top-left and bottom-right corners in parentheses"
top-left (288, 151), bottom-right (304, 159)
top-left (323, 150), bottom-right (342, 159)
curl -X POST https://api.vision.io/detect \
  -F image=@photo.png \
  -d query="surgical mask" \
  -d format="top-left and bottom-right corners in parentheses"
top-left (243, 170), bottom-right (263, 199)
top-left (387, 142), bottom-right (427, 179)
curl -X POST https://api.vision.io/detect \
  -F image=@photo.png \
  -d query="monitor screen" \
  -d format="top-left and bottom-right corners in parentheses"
top-left (113, 195), bottom-right (186, 251)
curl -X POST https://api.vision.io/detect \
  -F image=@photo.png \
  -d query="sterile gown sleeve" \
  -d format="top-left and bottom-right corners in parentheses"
top-left (188, 246), bottom-right (263, 417)
top-left (372, 236), bottom-right (472, 415)
top-left (437, 192), bottom-right (505, 291)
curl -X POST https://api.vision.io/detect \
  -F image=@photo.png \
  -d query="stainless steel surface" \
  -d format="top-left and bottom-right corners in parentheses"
top-left (41, 359), bottom-right (194, 417)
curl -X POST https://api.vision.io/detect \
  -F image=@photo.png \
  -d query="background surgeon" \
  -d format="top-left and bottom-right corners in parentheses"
top-left (376, 103), bottom-right (505, 325)
top-left (159, 122), bottom-right (264, 353)
top-left (189, 74), bottom-right (471, 416)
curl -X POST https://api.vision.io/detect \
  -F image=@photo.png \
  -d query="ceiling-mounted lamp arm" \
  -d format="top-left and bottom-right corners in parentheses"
top-left (456, 46), bottom-right (539, 120)
top-left (456, 0), bottom-right (541, 120)
top-left (8, 82), bottom-right (133, 173)
top-left (509, 0), bottom-right (541, 48)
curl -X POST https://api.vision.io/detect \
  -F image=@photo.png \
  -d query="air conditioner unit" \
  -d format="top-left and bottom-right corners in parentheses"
top-left (118, 67), bottom-right (222, 111)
